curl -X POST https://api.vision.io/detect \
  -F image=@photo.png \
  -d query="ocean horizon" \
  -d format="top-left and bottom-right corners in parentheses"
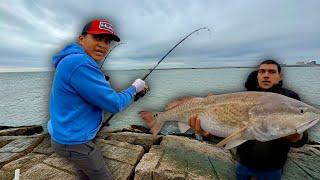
top-left (1, 64), bottom-right (319, 73)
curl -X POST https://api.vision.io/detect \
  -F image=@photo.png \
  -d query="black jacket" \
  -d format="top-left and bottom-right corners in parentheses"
top-left (237, 73), bottom-right (308, 171)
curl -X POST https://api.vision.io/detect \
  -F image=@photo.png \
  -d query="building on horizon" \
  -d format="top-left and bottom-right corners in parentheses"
top-left (307, 61), bottom-right (317, 65)
top-left (296, 61), bottom-right (305, 65)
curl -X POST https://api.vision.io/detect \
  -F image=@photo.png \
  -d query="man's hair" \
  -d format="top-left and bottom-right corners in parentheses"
top-left (259, 59), bottom-right (281, 73)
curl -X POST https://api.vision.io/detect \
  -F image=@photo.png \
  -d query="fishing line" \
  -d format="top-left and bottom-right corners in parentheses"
top-left (100, 42), bottom-right (126, 69)
top-left (98, 27), bottom-right (210, 134)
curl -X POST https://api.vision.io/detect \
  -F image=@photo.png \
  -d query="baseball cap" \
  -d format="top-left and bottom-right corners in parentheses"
top-left (81, 19), bottom-right (120, 42)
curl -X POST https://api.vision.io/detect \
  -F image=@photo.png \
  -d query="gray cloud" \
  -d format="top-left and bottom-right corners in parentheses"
top-left (0, 0), bottom-right (319, 71)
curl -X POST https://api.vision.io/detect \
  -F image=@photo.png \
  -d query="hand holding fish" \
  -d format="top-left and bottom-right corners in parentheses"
top-left (188, 114), bottom-right (211, 137)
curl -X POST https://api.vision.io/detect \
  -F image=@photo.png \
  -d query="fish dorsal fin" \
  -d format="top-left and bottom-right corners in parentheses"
top-left (178, 122), bottom-right (190, 133)
top-left (165, 96), bottom-right (195, 110)
top-left (216, 124), bottom-right (247, 148)
top-left (207, 92), bottom-right (214, 96)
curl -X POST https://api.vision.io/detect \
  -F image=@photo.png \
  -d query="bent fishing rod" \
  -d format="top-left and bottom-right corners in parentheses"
top-left (100, 42), bottom-right (126, 69)
top-left (98, 27), bottom-right (210, 133)
top-left (100, 43), bottom-right (125, 82)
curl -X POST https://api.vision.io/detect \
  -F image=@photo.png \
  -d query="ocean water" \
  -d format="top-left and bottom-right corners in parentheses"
top-left (0, 67), bottom-right (319, 133)
top-left (0, 72), bottom-right (53, 126)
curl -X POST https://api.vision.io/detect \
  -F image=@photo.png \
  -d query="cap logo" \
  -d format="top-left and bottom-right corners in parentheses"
top-left (99, 21), bottom-right (113, 33)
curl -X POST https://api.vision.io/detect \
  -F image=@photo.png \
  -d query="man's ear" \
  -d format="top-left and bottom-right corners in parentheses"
top-left (78, 35), bottom-right (85, 44)
top-left (78, 34), bottom-right (85, 42)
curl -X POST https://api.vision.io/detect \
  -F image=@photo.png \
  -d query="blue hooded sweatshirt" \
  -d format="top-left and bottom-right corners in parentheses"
top-left (48, 43), bottom-right (136, 144)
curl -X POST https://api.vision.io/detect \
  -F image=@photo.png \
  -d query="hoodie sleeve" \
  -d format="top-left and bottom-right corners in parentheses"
top-left (69, 63), bottom-right (136, 113)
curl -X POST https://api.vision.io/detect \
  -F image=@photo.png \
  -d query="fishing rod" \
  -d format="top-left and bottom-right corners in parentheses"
top-left (142, 27), bottom-right (210, 81)
top-left (100, 42), bottom-right (126, 69)
top-left (98, 27), bottom-right (210, 133)
top-left (100, 43), bottom-right (125, 82)
top-left (134, 27), bottom-right (210, 100)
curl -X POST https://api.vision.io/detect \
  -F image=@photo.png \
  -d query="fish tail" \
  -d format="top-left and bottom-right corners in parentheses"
top-left (139, 111), bottom-right (163, 136)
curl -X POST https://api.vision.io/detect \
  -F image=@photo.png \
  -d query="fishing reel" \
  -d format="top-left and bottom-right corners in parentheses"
top-left (134, 85), bottom-right (150, 101)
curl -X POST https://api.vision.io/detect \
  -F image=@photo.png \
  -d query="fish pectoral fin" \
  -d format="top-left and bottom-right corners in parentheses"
top-left (151, 121), bottom-right (164, 136)
top-left (216, 125), bottom-right (247, 148)
top-left (178, 122), bottom-right (191, 133)
top-left (224, 138), bottom-right (247, 149)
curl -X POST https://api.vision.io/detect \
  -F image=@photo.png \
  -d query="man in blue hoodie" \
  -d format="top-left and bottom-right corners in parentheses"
top-left (48, 19), bottom-right (147, 180)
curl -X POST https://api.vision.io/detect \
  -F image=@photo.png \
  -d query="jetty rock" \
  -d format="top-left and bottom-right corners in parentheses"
top-left (0, 125), bottom-right (320, 179)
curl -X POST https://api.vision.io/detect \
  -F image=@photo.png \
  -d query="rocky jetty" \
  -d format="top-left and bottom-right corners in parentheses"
top-left (0, 125), bottom-right (320, 180)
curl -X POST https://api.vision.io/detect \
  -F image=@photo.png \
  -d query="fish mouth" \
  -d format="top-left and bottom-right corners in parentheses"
top-left (295, 118), bottom-right (319, 134)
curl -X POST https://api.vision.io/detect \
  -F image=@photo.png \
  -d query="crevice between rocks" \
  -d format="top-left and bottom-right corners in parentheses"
top-left (208, 157), bottom-right (220, 180)
top-left (153, 136), bottom-right (163, 146)
top-left (0, 125), bottom-right (43, 136)
top-left (128, 168), bottom-right (136, 180)
top-left (126, 132), bottom-right (164, 180)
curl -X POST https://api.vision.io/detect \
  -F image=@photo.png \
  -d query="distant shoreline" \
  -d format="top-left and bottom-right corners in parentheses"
top-left (149, 65), bottom-right (320, 71)
top-left (116, 64), bottom-right (320, 71)
top-left (0, 65), bottom-right (319, 73)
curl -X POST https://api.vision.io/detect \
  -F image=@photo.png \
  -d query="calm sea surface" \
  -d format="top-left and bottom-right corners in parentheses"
top-left (0, 67), bottom-right (319, 135)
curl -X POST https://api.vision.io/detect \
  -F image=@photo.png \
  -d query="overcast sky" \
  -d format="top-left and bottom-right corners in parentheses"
top-left (0, 0), bottom-right (319, 71)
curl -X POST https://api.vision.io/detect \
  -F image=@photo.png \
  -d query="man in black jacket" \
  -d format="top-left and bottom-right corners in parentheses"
top-left (189, 60), bottom-right (308, 180)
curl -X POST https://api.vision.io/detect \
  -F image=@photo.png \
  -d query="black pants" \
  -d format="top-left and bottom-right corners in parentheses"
top-left (51, 139), bottom-right (113, 180)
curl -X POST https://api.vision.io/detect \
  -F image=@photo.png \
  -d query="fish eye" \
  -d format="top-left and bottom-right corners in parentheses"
top-left (300, 109), bottom-right (304, 114)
